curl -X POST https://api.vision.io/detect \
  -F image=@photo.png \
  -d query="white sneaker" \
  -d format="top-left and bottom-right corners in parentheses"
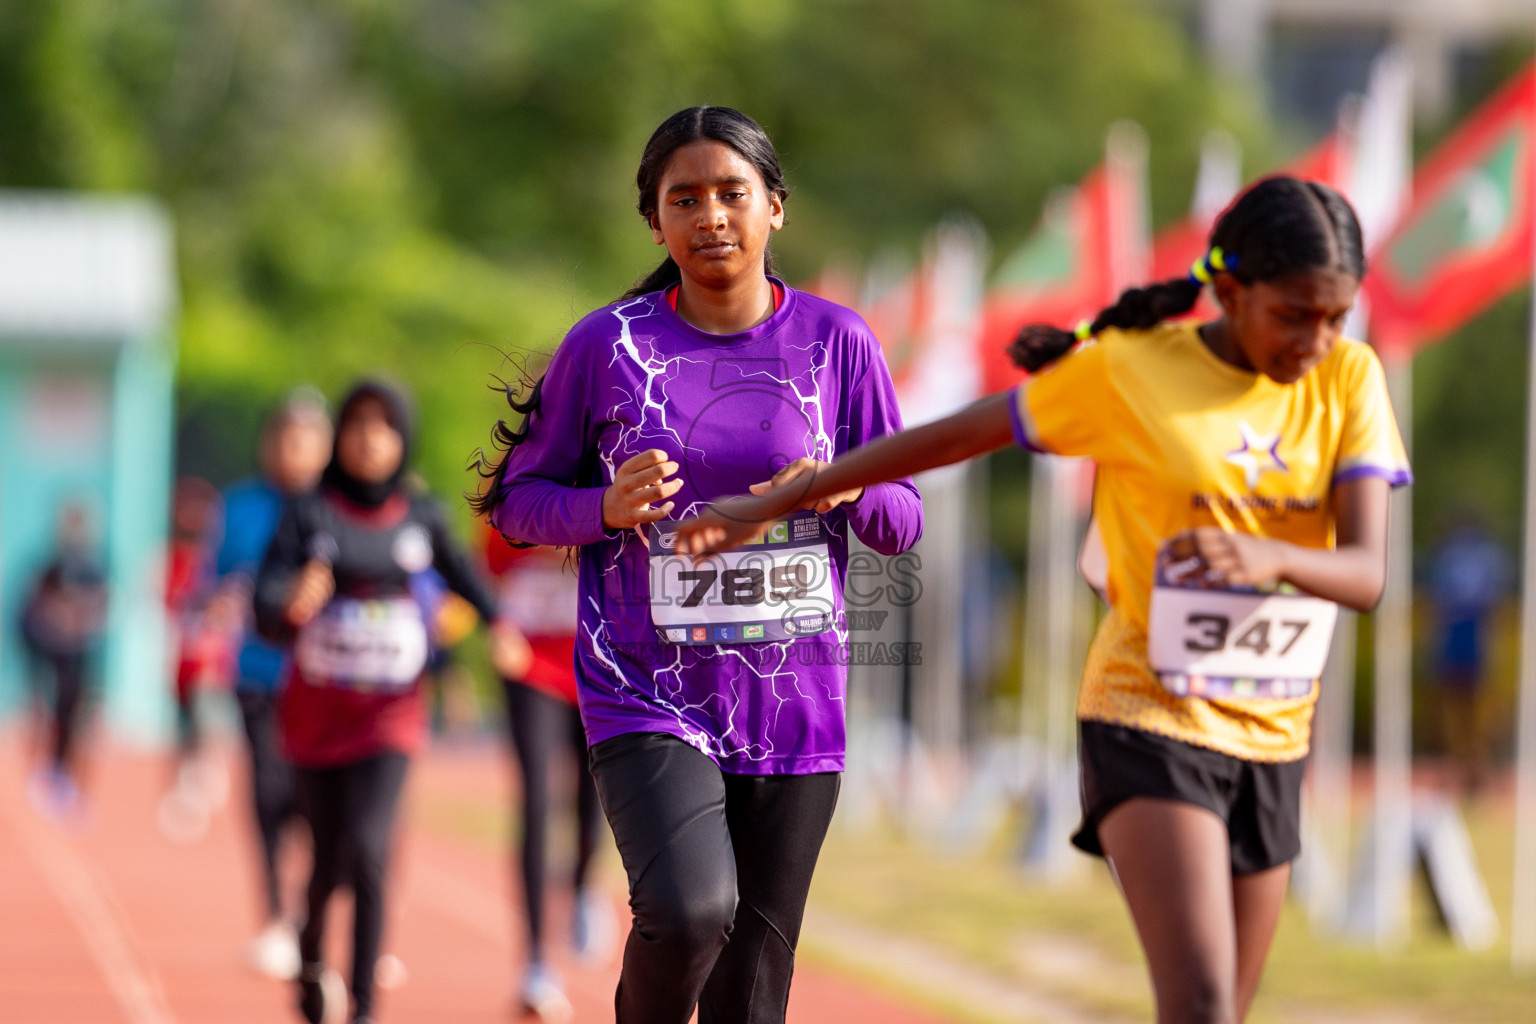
top-left (519, 963), bottom-right (573, 1022)
top-left (572, 888), bottom-right (617, 966)
top-left (297, 963), bottom-right (349, 1024)
top-left (374, 952), bottom-right (408, 990)
top-left (248, 919), bottom-right (300, 980)
top-left (156, 785), bottom-right (209, 844)
top-left (195, 753), bottom-right (231, 810)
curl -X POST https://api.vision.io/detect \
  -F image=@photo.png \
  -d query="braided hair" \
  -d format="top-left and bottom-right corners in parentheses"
top-left (1008, 176), bottom-right (1367, 373)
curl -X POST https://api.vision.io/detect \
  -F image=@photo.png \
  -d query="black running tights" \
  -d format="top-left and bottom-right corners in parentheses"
top-left (295, 751), bottom-right (409, 1018)
top-left (48, 652), bottom-right (87, 774)
top-left (589, 732), bottom-right (840, 1024)
top-left (502, 679), bottom-right (602, 962)
top-left (237, 688), bottom-right (299, 920)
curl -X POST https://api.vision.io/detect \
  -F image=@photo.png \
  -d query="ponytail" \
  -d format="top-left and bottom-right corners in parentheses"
top-left (1008, 278), bottom-right (1202, 372)
top-left (622, 256), bottom-right (684, 301)
top-left (1007, 175), bottom-right (1366, 374)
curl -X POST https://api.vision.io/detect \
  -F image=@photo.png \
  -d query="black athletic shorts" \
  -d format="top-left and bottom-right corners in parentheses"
top-left (1071, 721), bottom-right (1307, 876)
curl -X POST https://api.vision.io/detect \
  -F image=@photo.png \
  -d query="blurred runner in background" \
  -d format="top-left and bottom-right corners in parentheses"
top-left (257, 379), bottom-right (516, 1024)
top-left (20, 501), bottom-right (108, 821)
top-left (1428, 514), bottom-right (1512, 799)
top-left (217, 389), bottom-right (332, 978)
top-left (159, 476), bottom-right (236, 844)
top-left (484, 528), bottom-right (612, 1020)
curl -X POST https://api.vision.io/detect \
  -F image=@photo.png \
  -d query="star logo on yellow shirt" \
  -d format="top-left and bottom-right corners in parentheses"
top-left (1225, 421), bottom-right (1288, 490)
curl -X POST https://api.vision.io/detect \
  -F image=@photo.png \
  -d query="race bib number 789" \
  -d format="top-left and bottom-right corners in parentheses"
top-left (649, 510), bottom-right (836, 645)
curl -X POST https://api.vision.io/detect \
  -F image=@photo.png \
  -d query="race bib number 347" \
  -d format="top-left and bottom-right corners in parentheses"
top-left (649, 510), bottom-right (836, 645)
top-left (1147, 542), bottom-right (1337, 700)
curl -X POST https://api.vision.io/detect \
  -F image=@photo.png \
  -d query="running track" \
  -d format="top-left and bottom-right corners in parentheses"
top-left (0, 736), bottom-right (960, 1024)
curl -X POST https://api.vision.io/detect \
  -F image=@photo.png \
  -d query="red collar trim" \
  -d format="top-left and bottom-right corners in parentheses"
top-left (665, 281), bottom-right (784, 312)
top-left (324, 490), bottom-right (410, 528)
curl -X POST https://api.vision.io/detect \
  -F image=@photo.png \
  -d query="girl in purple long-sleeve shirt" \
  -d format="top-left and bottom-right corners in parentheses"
top-left (474, 106), bottom-right (920, 1023)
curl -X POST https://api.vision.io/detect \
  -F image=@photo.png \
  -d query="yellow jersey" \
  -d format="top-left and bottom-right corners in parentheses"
top-left (1009, 322), bottom-right (1410, 762)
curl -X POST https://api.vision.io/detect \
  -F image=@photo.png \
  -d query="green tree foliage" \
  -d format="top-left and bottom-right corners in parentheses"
top-left (1, 0), bottom-right (1261, 499)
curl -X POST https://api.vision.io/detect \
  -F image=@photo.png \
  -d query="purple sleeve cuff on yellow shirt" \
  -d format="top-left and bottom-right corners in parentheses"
top-left (1333, 464), bottom-right (1413, 487)
top-left (1007, 390), bottom-right (1045, 454)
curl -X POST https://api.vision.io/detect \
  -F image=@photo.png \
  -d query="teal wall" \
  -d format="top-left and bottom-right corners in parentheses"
top-left (0, 336), bottom-right (175, 745)
top-left (104, 337), bottom-right (176, 743)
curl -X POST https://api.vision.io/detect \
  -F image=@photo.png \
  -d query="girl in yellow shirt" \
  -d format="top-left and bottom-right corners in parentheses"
top-left (677, 176), bottom-right (1408, 1024)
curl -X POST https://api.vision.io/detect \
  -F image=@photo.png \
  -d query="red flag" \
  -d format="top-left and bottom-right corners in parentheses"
top-left (977, 143), bottom-right (1146, 394)
top-left (800, 266), bottom-right (860, 309)
top-left (1287, 131), bottom-right (1353, 193)
top-left (831, 223), bottom-right (986, 422)
top-left (1365, 64), bottom-right (1536, 356)
top-left (857, 266), bottom-right (933, 400)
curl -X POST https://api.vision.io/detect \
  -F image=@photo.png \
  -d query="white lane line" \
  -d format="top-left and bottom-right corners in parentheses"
top-left (8, 810), bottom-right (178, 1024)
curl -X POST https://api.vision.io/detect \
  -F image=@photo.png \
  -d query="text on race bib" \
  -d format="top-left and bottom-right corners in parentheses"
top-left (1147, 541), bottom-right (1336, 700)
top-left (649, 511), bottom-right (836, 645)
top-left (499, 561), bottom-right (581, 638)
top-left (294, 596), bottom-right (430, 691)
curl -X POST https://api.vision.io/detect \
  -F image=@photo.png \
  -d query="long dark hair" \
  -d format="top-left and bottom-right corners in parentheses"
top-left (1008, 176), bottom-right (1367, 372)
top-left (466, 360), bottom-right (543, 528)
top-left (470, 106), bottom-right (790, 527)
top-left (622, 105), bottom-right (790, 299)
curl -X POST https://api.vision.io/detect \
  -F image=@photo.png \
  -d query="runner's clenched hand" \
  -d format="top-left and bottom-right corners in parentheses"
top-left (603, 450), bottom-right (684, 531)
top-left (1167, 528), bottom-right (1286, 590)
top-left (491, 621), bottom-right (534, 680)
top-left (284, 559), bottom-right (335, 627)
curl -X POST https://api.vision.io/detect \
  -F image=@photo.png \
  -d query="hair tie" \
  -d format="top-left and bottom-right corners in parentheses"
top-left (1188, 247), bottom-right (1238, 285)
top-left (1073, 319), bottom-right (1094, 341)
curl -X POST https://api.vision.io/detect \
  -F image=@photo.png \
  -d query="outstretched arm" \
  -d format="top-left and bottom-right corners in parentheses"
top-left (676, 392), bottom-right (1016, 555)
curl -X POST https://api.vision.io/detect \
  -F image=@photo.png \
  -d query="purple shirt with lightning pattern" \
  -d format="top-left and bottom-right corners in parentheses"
top-left (493, 282), bottom-right (923, 774)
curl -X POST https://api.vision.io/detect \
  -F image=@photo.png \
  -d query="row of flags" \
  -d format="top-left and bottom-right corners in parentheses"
top-left (834, 55), bottom-right (1536, 408)
top-left (1369, 66), bottom-right (1535, 356)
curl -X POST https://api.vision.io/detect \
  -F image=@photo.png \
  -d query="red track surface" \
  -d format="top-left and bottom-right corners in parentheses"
top-left (0, 737), bottom-right (958, 1024)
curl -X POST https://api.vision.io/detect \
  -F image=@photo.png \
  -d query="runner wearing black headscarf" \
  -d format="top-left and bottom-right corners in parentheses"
top-left (257, 380), bottom-right (509, 1024)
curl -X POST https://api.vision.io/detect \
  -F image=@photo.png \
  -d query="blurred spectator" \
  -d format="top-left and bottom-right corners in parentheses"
top-left (215, 390), bottom-right (332, 979)
top-left (1428, 515), bottom-right (1513, 799)
top-left (20, 502), bottom-right (108, 820)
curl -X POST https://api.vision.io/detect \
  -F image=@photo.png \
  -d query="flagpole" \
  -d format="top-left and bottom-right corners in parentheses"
top-left (1510, 46), bottom-right (1536, 965)
top-left (1337, 48), bottom-right (1415, 949)
top-left (1372, 356), bottom-right (1415, 950)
